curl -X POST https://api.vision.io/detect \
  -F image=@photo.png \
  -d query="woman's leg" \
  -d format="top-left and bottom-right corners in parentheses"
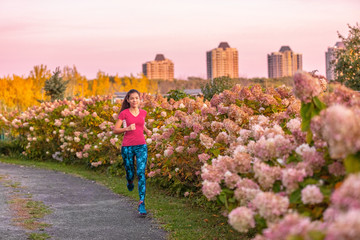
top-left (135, 144), bottom-right (148, 202)
top-left (121, 146), bottom-right (135, 188)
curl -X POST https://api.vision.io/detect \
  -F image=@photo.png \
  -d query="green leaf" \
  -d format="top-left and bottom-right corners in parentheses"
top-left (254, 215), bottom-right (267, 232)
top-left (287, 235), bottom-right (304, 240)
top-left (300, 102), bottom-right (311, 119)
top-left (344, 152), bottom-right (360, 173)
top-left (210, 148), bottom-right (220, 157)
top-left (222, 188), bottom-right (234, 195)
top-left (218, 192), bottom-right (226, 204)
top-left (300, 178), bottom-right (318, 187)
top-left (313, 97), bottom-right (326, 111)
top-left (301, 118), bottom-right (311, 132)
top-left (320, 186), bottom-right (332, 198)
top-left (289, 188), bottom-right (302, 204)
top-left (272, 180), bottom-right (282, 193)
top-left (307, 230), bottom-right (326, 240)
top-left (300, 102), bottom-right (314, 132)
top-left (306, 130), bottom-right (313, 145)
top-left (287, 154), bottom-right (301, 164)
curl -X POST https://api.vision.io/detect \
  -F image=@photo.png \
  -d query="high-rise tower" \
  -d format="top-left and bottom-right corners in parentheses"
top-left (325, 42), bottom-right (345, 81)
top-left (267, 46), bottom-right (302, 78)
top-left (142, 54), bottom-right (174, 81)
top-left (206, 42), bottom-right (239, 80)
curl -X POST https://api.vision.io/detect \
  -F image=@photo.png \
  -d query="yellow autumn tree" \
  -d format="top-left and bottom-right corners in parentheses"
top-left (62, 65), bottom-right (90, 98)
top-left (0, 75), bottom-right (37, 111)
top-left (111, 74), bottom-right (158, 94)
top-left (29, 64), bottom-right (52, 102)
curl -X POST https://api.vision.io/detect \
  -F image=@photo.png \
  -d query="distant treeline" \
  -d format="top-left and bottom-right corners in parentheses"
top-left (157, 76), bottom-right (293, 94)
top-left (0, 64), bottom-right (292, 112)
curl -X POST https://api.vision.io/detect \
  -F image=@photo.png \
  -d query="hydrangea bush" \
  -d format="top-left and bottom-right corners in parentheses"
top-left (1, 71), bottom-right (360, 239)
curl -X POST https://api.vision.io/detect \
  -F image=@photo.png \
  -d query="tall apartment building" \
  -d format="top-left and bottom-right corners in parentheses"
top-left (206, 42), bottom-right (239, 79)
top-left (325, 42), bottom-right (345, 81)
top-left (267, 46), bottom-right (302, 78)
top-left (142, 54), bottom-right (174, 81)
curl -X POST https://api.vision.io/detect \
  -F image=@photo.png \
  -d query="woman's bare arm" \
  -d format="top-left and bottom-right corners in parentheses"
top-left (113, 119), bottom-right (135, 134)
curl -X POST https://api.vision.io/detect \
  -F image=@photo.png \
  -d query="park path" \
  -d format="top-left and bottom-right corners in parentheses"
top-left (0, 162), bottom-right (167, 240)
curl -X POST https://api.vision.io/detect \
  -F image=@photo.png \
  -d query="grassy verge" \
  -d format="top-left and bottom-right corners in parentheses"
top-left (0, 156), bottom-right (247, 240)
top-left (0, 171), bottom-right (52, 239)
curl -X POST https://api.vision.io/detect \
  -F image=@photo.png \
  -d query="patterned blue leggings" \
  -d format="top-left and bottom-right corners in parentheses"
top-left (121, 144), bottom-right (148, 202)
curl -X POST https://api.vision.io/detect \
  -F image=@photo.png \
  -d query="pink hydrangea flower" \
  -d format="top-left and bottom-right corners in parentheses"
top-left (202, 180), bottom-right (221, 200)
top-left (224, 171), bottom-right (241, 189)
top-left (232, 148), bottom-right (252, 174)
top-left (199, 133), bottom-right (215, 149)
top-left (83, 144), bottom-right (91, 151)
top-left (234, 186), bottom-right (260, 206)
top-left (286, 118), bottom-right (301, 133)
top-left (327, 210), bottom-right (360, 240)
top-left (54, 119), bottom-right (62, 127)
top-left (189, 132), bottom-right (197, 139)
top-left (301, 185), bottom-right (323, 204)
top-left (253, 161), bottom-right (282, 189)
top-left (198, 153), bottom-right (211, 163)
top-left (175, 146), bottom-right (184, 153)
top-left (192, 122), bottom-right (204, 133)
top-left (295, 144), bottom-right (325, 170)
top-left (228, 104), bottom-right (248, 125)
top-left (331, 173), bottom-right (360, 210)
top-left (148, 171), bottom-right (157, 177)
top-left (187, 146), bottom-right (199, 154)
top-left (253, 192), bottom-right (289, 221)
top-left (74, 131), bottom-right (81, 137)
top-left (201, 163), bottom-right (225, 183)
top-left (164, 147), bottom-right (174, 157)
top-left (75, 152), bottom-right (83, 159)
top-left (320, 105), bottom-right (360, 159)
top-left (262, 213), bottom-right (323, 240)
top-left (223, 119), bottom-right (240, 135)
top-left (328, 162), bottom-right (346, 177)
top-left (293, 71), bottom-right (322, 103)
top-left (110, 138), bottom-right (118, 146)
top-left (248, 134), bottom-right (293, 161)
top-left (228, 207), bottom-right (255, 233)
top-left (210, 121), bottom-right (224, 132)
top-left (281, 168), bottom-right (307, 193)
top-left (215, 132), bottom-right (229, 144)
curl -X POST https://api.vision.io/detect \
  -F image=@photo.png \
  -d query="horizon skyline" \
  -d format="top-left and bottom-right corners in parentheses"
top-left (0, 41), bottom-right (345, 80)
top-left (1, 0), bottom-right (359, 80)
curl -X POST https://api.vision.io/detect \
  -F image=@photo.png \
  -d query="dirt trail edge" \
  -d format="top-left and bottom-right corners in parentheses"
top-left (0, 162), bottom-right (167, 240)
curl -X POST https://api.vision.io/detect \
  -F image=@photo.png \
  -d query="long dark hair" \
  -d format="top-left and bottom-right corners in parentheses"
top-left (119, 89), bottom-right (141, 113)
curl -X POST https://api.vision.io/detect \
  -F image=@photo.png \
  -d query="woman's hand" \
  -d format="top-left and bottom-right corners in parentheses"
top-left (127, 123), bottom-right (136, 131)
top-left (145, 129), bottom-right (152, 136)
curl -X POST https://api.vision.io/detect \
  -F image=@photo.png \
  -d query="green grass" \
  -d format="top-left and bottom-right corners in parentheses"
top-left (0, 157), bottom-right (247, 240)
top-left (27, 232), bottom-right (51, 240)
top-left (26, 200), bottom-right (53, 219)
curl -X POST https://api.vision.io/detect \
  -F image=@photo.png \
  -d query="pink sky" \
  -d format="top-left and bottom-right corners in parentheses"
top-left (0, 0), bottom-right (359, 80)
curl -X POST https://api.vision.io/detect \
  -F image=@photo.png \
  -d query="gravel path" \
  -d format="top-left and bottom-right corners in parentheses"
top-left (0, 162), bottom-right (167, 240)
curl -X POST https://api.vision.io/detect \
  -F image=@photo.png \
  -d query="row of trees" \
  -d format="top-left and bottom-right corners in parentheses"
top-left (0, 67), bottom-right (293, 112)
top-left (0, 65), bottom-right (158, 112)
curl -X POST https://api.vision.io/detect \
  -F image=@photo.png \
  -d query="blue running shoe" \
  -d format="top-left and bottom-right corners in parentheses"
top-left (127, 181), bottom-right (134, 191)
top-left (138, 201), bottom-right (147, 216)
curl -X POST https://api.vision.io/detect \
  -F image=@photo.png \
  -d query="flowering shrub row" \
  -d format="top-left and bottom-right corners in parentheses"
top-left (1, 95), bottom-right (120, 166)
top-left (1, 71), bottom-right (360, 239)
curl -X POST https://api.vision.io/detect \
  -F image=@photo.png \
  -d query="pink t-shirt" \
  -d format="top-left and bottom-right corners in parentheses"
top-left (118, 108), bottom-right (147, 147)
